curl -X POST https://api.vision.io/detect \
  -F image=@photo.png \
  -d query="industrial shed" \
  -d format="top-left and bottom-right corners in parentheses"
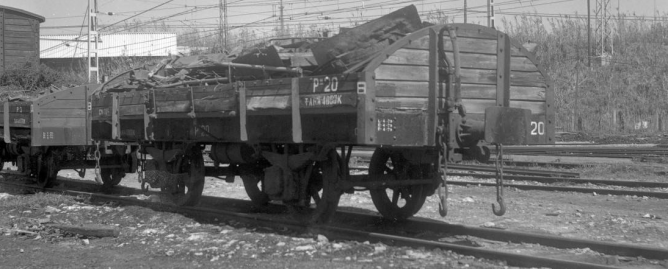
top-left (0, 5), bottom-right (45, 75)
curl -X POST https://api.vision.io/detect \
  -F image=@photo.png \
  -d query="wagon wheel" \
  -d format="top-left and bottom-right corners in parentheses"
top-left (100, 167), bottom-right (125, 186)
top-left (170, 145), bottom-right (205, 206)
top-left (100, 155), bottom-right (126, 186)
top-left (36, 151), bottom-right (59, 188)
top-left (239, 165), bottom-right (270, 206)
top-left (288, 149), bottom-right (342, 224)
top-left (368, 149), bottom-right (429, 220)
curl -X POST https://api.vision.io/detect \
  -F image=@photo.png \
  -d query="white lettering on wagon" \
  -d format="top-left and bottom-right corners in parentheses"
top-left (301, 94), bottom-right (343, 108)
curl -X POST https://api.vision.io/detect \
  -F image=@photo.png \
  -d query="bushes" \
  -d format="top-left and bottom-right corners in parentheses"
top-left (503, 15), bottom-right (668, 134)
top-left (0, 60), bottom-right (62, 92)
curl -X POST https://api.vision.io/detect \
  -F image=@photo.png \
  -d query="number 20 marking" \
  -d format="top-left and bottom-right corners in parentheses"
top-left (312, 76), bottom-right (339, 92)
top-left (531, 121), bottom-right (545, 135)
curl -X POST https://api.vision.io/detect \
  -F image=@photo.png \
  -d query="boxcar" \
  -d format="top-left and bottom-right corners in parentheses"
top-left (0, 5), bottom-right (43, 74)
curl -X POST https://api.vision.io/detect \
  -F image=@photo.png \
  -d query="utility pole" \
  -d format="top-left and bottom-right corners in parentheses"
top-left (595, 0), bottom-right (612, 60)
top-left (464, 0), bottom-right (467, 23)
top-left (487, 0), bottom-right (495, 28)
top-left (490, 0), bottom-right (494, 28)
top-left (279, 0), bottom-right (285, 37)
top-left (219, 0), bottom-right (228, 52)
top-left (487, 0), bottom-right (490, 27)
top-left (587, 0), bottom-right (591, 68)
top-left (87, 0), bottom-right (99, 83)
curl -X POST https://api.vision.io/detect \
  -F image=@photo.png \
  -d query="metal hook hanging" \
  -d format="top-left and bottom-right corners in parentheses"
top-left (492, 143), bottom-right (506, 216)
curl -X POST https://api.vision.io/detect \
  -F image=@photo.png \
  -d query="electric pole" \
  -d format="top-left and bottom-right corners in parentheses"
top-left (87, 0), bottom-right (99, 83)
top-left (487, 0), bottom-right (495, 28)
top-left (587, 0), bottom-right (591, 68)
top-left (464, 0), bottom-right (467, 23)
top-left (596, 0), bottom-right (612, 59)
top-left (219, 0), bottom-right (228, 52)
top-left (279, 0), bottom-right (285, 37)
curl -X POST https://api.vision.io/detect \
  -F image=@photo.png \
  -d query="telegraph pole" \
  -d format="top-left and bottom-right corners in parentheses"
top-left (219, 0), bottom-right (228, 52)
top-left (487, 0), bottom-right (495, 28)
top-left (87, 0), bottom-right (99, 83)
top-left (464, 0), bottom-right (467, 23)
top-left (587, 0), bottom-right (591, 67)
top-left (279, 0), bottom-right (285, 37)
top-left (487, 0), bottom-right (490, 27)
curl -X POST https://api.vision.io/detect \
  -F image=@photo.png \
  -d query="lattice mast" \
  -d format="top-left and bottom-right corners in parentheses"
top-left (87, 0), bottom-right (100, 83)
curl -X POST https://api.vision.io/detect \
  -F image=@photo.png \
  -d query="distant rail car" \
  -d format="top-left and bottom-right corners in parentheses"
top-left (0, 5), bottom-right (553, 224)
top-left (0, 85), bottom-right (136, 188)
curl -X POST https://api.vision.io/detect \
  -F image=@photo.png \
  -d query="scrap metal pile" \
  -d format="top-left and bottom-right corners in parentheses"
top-left (101, 5), bottom-right (424, 92)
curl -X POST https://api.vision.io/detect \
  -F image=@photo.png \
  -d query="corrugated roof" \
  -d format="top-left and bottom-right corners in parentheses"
top-left (40, 33), bottom-right (177, 58)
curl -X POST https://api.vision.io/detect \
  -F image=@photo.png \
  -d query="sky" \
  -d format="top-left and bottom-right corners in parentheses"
top-left (3, 0), bottom-right (667, 36)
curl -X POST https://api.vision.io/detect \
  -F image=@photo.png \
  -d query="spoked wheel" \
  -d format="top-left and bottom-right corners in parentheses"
top-left (36, 151), bottom-right (59, 188)
top-left (368, 149), bottom-right (429, 221)
top-left (239, 165), bottom-right (270, 206)
top-left (170, 145), bottom-right (205, 206)
top-left (288, 149), bottom-right (342, 224)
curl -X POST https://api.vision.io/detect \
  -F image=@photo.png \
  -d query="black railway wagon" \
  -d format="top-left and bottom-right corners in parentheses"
top-left (91, 21), bottom-right (553, 223)
top-left (0, 5), bottom-right (44, 74)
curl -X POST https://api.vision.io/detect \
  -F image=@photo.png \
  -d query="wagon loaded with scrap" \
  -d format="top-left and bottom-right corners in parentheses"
top-left (88, 5), bottom-right (553, 223)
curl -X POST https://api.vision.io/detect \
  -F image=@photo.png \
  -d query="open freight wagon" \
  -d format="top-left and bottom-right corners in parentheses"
top-left (0, 85), bottom-right (134, 187)
top-left (91, 6), bottom-right (553, 223)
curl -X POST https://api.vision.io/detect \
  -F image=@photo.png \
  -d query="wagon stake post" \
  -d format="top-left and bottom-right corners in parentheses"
top-left (492, 143), bottom-right (506, 216)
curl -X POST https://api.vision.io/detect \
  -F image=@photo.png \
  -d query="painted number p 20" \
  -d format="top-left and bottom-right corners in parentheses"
top-left (530, 121), bottom-right (545, 135)
top-left (313, 76), bottom-right (339, 92)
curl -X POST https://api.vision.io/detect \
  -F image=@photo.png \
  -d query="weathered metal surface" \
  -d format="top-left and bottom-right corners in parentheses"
top-left (484, 107), bottom-right (531, 145)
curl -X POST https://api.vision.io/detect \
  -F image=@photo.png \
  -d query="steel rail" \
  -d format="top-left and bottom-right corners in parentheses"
top-left (450, 180), bottom-right (668, 199)
top-left (448, 164), bottom-right (580, 178)
top-left (448, 172), bottom-right (668, 188)
top-left (350, 162), bottom-right (580, 178)
top-left (0, 179), bottom-right (640, 269)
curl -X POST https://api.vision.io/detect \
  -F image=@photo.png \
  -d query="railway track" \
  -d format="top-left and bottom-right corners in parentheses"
top-left (351, 157), bottom-right (668, 199)
top-left (448, 180), bottom-right (668, 199)
top-left (497, 145), bottom-right (668, 159)
top-left (1, 173), bottom-right (665, 268)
